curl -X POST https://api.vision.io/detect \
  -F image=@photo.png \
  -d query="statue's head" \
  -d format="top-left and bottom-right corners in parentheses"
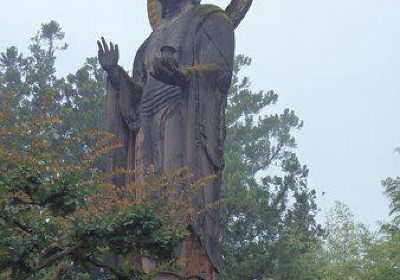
top-left (151, 0), bottom-right (201, 25)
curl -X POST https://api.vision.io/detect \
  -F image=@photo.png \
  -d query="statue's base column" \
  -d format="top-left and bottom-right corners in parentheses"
top-left (142, 234), bottom-right (218, 280)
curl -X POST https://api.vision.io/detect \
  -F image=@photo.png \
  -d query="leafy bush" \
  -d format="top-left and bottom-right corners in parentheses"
top-left (0, 93), bottom-right (200, 280)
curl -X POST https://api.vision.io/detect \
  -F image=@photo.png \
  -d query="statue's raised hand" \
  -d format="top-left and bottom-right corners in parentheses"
top-left (97, 37), bottom-right (119, 71)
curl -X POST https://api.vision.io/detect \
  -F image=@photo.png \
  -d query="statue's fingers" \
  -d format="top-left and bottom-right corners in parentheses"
top-left (159, 64), bottom-right (174, 76)
top-left (164, 69), bottom-right (175, 78)
top-left (155, 63), bottom-right (167, 76)
top-left (159, 68), bottom-right (175, 83)
top-left (153, 59), bottom-right (163, 73)
top-left (166, 56), bottom-right (179, 67)
top-left (110, 42), bottom-right (115, 51)
top-left (160, 58), bottom-right (175, 70)
top-left (115, 44), bottom-right (119, 54)
top-left (101, 37), bottom-right (109, 52)
top-left (158, 67), bottom-right (169, 78)
top-left (152, 64), bottom-right (162, 78)
top-left (156, 65), bottom-right (172, 81)
top-left (97, 40), bottom-right (104, 52)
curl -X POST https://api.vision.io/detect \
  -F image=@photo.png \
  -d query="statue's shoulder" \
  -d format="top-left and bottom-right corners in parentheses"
top-left (194, 4), bottom-right (233, 27)
top-left (194, 4), bottom-right (225, 15)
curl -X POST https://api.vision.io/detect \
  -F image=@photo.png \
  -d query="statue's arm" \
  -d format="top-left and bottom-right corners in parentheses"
top-left (106, 64), bottom-right (143, 100)
top-left (181, 63), bottom-right (227, 91)
top-left (97, 38), bottom-right (143, 99)
top-left (99, 38), bottom-right (147, 130)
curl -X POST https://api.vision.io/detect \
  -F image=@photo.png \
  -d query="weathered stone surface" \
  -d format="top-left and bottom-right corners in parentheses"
top-left (98, 0), bottom-right (244, 278)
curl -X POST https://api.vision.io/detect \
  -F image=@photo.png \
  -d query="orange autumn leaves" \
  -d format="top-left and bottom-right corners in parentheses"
top-left (0, 92), bottom-right (216, 279)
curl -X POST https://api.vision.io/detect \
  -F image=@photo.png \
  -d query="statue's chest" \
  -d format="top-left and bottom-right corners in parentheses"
top-left (145, 12), bottom-right (193, 70)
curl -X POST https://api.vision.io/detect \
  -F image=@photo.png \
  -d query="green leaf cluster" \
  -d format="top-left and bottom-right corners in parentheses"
top-left (306, 202), bottom-right (400, 280)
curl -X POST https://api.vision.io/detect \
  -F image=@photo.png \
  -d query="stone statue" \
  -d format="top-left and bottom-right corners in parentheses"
top-left (98, 0), bottom-right (253, 278)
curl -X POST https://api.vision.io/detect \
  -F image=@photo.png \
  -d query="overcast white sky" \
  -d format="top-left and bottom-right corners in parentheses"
top-left (1, 0), bottom-right (399, 228)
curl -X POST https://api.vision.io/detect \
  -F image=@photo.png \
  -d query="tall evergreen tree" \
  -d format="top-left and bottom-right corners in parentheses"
top-left (382, 148), bottom-right (400, 226)
top-left (0, 21), bottom-right (107, 166)
top-left (221, 56), bottom-right (320, 280)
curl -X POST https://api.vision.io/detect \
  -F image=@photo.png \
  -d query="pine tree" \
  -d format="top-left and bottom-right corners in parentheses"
top-left (221, 55), bottom-right (320, 280)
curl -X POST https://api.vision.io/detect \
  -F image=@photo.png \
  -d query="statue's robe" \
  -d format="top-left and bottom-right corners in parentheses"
top-left (106, 5), bottom-right (234, 278)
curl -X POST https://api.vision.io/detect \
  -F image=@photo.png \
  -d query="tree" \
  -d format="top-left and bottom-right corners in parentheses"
top-left (382, 148), bottom-right (400, 226)
top-left (0, 22), bottom-right (203, 280)
top-left (0, 21), bottom-right (106, 158)
top-left (309, 153), bottom-right (400, 280)
top-left (307, 200), bottom-right (400, 280)
top-left (0, 21), bottom-right (109, 174)
top-left (220, 56), bottom-right (320, 280)
top-left (0, 93), bottom-right (197, 280)
top-left (314, 202), bottom-right (370, 280)
top-left (361, 230), bottom-right (400, 280)
top-left (359, 148), bottom-right (400, 280)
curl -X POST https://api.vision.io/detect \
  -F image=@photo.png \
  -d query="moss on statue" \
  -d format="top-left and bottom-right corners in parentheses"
top-left (194, 4), bottom-right (233, 26)
top-left (183, 63), bottom-right (221, 77)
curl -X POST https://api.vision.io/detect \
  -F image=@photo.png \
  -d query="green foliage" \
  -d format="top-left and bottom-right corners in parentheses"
top-left (361, 230), bottom-right (400, 280)
top-left (359, 147), bottom-right (400, 280)
top-left (0, 22), bottom-right (198, 280)
top-left (221, 55), bottom-right (320, 280)
top-left (297, 149), bottom-right (400, 280)
top-left (308, 202), bottom-right (400, 280)
top-left (0, 93), bottom-right (193, 280)
top-left (0, 21), bottom-right (106, 165)
top-left (382, 148), bottom-right (400, 226)
top-left (315, 202), bottom-right (370, 280)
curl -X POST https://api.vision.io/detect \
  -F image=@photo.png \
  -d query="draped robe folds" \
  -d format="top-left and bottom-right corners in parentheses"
top-left (106, 5), bottom-right (234, 277)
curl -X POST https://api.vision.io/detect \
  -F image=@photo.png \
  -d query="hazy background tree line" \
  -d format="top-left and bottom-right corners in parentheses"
top-left (0, 21), bottom-right (398, 280)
